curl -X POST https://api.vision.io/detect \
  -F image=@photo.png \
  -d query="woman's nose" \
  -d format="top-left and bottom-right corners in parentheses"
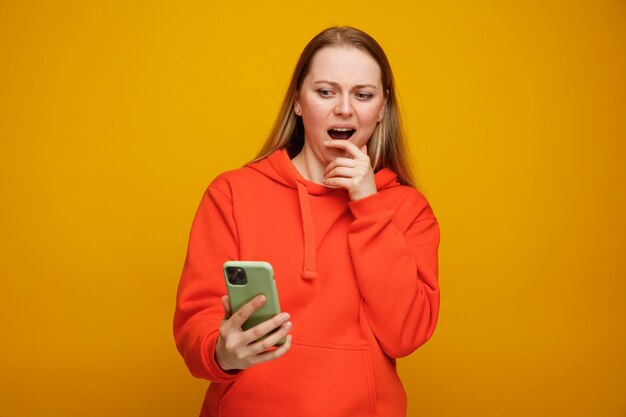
top-left (334, 96), bottom-right (353, 116)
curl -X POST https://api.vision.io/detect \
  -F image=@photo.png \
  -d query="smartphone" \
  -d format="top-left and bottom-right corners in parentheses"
top-left (223, 261), bottom-right (285, 345)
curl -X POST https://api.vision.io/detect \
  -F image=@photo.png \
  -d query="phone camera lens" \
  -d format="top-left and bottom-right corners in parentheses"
top-left (226, 266), bottom-right (247, 285)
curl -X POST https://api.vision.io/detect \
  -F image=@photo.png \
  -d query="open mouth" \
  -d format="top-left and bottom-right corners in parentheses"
top-left (327, 128), bottom-right (356, 140)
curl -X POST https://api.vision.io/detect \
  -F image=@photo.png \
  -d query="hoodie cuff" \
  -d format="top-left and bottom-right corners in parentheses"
top-left (348, 193), bottom-right (389, 219)
top-left (204, 331), bottom-right (244, 382)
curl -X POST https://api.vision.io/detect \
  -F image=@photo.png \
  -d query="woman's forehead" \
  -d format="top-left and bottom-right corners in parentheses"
top-left (306, 46), bottom-right (382, 86)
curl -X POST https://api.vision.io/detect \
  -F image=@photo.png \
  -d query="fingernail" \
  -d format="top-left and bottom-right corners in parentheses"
top-left (257, 295), bottom-right (266, 303)
top-left (284, 321), bottom-right (292, 330)
top-left (281, 312), bottom-right (290, 322)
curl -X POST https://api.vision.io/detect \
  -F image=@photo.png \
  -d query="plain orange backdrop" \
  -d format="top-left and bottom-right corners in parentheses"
top-left (1, 1), bottom-right (625, 416)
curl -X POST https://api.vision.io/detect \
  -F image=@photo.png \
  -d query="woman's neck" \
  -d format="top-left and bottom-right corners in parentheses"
top-left (290, 145), bottom-right (326, 184)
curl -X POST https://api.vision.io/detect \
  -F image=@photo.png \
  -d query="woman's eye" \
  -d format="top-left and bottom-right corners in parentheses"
top-left (356, 92), bottom-right (373, 100)
top-left (317, 89), bottom-right (333, 97)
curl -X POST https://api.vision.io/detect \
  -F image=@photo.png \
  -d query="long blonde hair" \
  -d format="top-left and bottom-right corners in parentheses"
top-left (253, 26), bottom-right (415, 187)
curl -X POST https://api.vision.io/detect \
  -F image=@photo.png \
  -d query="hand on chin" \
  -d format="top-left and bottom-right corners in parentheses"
top-left (324, 139), bottom-right (352, 158)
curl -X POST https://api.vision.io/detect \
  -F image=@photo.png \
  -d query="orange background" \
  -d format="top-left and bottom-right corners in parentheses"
top-left (1, 1), bottom-right (625, 416)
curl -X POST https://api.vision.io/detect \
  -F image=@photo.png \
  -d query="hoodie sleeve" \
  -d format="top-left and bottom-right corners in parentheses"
top-left (348, 191), bottom-right (440, 358)
top-left (173, 181), bottom-right (243, 382)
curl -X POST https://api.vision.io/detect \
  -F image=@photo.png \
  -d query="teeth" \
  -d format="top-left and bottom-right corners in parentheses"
top-left (332, 128), bottom-right (353, 131)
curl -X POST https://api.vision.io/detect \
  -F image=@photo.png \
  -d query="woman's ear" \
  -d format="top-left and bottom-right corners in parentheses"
top-left (293, 93), bottom-right (302, 116)
top-left (378, 97), bottom-right (387, 121)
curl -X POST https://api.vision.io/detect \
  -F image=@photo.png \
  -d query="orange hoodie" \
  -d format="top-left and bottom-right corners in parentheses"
top-left (174, 148), bottom-right (440, 417)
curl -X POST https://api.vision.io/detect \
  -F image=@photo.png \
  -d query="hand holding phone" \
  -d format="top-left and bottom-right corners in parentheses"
top-left (215, 261), bottom-right (293, 371)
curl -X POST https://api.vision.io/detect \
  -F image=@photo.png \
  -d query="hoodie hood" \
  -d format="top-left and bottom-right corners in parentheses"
top-left (246, 148), bottom-right (401, 279)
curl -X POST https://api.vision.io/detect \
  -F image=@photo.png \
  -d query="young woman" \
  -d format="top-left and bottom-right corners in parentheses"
top-left (174, 26), bottom-right (440, 417)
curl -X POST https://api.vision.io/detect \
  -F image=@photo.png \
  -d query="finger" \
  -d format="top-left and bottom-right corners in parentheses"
top-left (233, 318), bottom-right (292, 364)
top-left (325, 166), bottom-right (357, 180)
top-left (229, 294), bottom-right (266, 328)
top-left (252, 321), bottom-right (293, 354)
top-left (242, 312), bottom-right (291, 344)
top-left (245, 320), bottom-right (293, 356)
top-left (262, 320), bottom-right (293, 349)
top-left (250, 335), bottom-right (293, 365)
top-left (221, 295), bottom-right (232, 319)
top-left (323, 177), bottom-right (353, 189)
top-left (323, 158), bottom-right (357, 176)
top-left (323, 140), bottom-right (366, 159)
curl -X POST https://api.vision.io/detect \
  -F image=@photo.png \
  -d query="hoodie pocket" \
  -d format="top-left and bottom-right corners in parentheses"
top-left (218, 341), bottom-right (376, 417)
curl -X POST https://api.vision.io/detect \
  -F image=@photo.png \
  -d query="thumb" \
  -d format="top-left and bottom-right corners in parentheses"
top-left (221, 295), bottom-right (232, 319)
top-left (360, 144), bottom-right (368, 155)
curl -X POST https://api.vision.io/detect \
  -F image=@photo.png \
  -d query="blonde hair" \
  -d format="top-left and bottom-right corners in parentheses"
top-left (253, 26), bottom-right (415, 187)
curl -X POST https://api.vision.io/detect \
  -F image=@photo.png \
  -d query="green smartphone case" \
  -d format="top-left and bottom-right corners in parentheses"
top-left (223, 261), bottom-right (285, 345)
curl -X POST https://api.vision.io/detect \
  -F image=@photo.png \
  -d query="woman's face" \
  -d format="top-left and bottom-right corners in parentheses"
top-left (294, 46), bottom-right (386, 164)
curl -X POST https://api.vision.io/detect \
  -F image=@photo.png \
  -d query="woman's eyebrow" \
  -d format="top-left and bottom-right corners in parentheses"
top-left (313, 80), bottom-right (378, 89)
